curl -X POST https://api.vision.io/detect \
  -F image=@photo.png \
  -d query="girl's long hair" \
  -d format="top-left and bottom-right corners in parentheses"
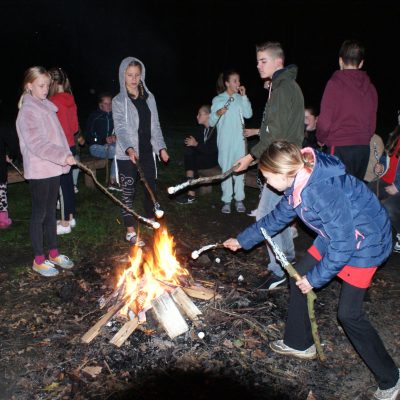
top-left (18, 66), bottom-right (50, 109)
top-left (48, 67), bottom-right (73, 97)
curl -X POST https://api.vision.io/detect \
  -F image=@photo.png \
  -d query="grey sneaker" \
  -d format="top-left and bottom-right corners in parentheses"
top-left (269, 340), bottom-right (316, 360)
top-left (235, 201), bottom-right (246, 213)
top-left (221, 203), bottom-right (231, 214)
top-left (374, 369), bottom-right (400, 399)
top-left (49, 254), bottom-right (74, 269)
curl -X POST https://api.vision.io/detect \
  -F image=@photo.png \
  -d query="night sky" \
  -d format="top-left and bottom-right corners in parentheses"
top-left (1, 0), bottom-right (399, 133)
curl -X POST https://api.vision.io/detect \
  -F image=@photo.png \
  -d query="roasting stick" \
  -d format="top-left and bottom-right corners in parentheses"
top-left (167, 160), bottom-right (258, 195)
top-left (76, 161), bottom-right (160, 229)
top-left (191, 243), bottom-right (224, 259)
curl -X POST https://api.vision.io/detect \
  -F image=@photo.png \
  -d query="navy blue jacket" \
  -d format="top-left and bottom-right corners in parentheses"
top-left (85, 109), bottom-right (114, 146)
top-left (237, 149), bottom-right (392, 288)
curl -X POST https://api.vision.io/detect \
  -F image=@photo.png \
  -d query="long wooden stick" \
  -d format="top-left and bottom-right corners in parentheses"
top-left (260, 228), bottom-right (325, 361)
top-left (76, 161), bottom-right (160, 229)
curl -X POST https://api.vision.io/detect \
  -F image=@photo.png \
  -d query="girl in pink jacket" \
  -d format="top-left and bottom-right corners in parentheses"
top-left (16, 66), bottom-right (76, 277)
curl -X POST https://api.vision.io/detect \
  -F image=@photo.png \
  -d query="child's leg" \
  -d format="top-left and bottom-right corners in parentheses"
top-left (117, 159), bottom-right (138, 229)
top-left (0, 182), bottom-right (8, 211)
top-left (139, 154), bottom-right (156, 219)
top-left (283, 252), bottom-right (318, 350)
top-left (60, 170), bottom-right (75, 222)
top-left (338, 281), bottom-right (398, 389)
top-left (43, 176), bottom-right (60, 251)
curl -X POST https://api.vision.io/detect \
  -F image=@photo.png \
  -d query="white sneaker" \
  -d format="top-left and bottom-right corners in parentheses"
top-left (126, 232), bottom-right (145, 247)
top-left (221, 203), bottom-right (231, 214)
top-left (57, 223), bottom-right (71, 235)
top-left (235, 201), bottom-right (246, 213)
top-left (269, 340), bottom-right (316, 360)
top-left (69, 218), bottom-right (76, 228)
top-left (32, 260), bottom-right (59, 277)
top-left (374, 369), bottom-right (400, 399)
top-left (49, 254), bottom-right (74, 269)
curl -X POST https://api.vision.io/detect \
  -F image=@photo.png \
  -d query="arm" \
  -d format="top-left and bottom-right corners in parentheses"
top-left (112, 97), bottom-right (136, 154)
top-left (316, 80), bottom-right (337, 145)
top-left (240, 94), bottom-right (253, 119)
top-left (148, 94), bottom-right (167, 154)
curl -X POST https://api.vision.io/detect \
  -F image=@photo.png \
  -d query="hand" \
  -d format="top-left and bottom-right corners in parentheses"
top-left (296, 276), bottom-right (313, 294)
top-left (374, 163), bottom-right (384, 176)
top-left (223, 238), bottom-right (241, 251)
top-left (5, 155), bottom-right (12, 163)
top-left (216, 108), bottom-right (227, 117)
top-left (385, 184), bottom-right (399, 195)
top-left (238, 86), bottom-right (246, 96)
top-left (65, 155), bottom-right (76, 166)
top-left (234, 154), bottom-right (254, 172)
top-left (127, 148), bottom-right (138, 164)
top-left (244, 128), bottom-right (259, 138)
top-left (160, 149), bottom-right (169, 163)
top-left (184, 135), bottom-right (198, 147)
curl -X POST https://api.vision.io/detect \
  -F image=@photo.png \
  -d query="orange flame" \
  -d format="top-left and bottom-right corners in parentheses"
top-left (117, 228), bottom-right (191, 316)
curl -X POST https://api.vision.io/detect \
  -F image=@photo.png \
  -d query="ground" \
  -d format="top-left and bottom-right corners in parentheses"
top-left (0, 125), bottom-right (399, 400)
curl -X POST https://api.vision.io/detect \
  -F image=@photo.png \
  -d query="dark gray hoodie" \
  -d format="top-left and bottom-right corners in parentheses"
top-left (112, 57), bottom-right (166, 160)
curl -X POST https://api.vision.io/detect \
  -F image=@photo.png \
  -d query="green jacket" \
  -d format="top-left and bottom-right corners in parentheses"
top-left (250, 65), bottom-right (304, 159)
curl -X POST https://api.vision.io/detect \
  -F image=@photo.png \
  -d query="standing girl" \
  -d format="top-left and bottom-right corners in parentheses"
top-left (113, 57), bottom-right (169, 245)
top-left (209, 69), bottom-right (252, 214)
top-left (48, 67), bottom-right (79, 235)
top-left (16, 66), bottom-right (75, 277)
top-left (224, 141), bottom-right (399, 400)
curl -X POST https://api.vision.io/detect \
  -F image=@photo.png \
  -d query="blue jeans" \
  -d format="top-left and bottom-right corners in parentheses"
top-left (89, 144), bottom-right (116, 179)
top-left (255, 184), bottom-right (295, 277)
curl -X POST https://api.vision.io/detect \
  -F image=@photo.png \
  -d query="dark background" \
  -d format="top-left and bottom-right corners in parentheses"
top-left (1, 0), bottom-right (399, 134)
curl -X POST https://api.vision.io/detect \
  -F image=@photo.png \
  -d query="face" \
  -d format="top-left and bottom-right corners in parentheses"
top-left (257, 50), bottom-right (282, 79)
top-left (225, 74), bottom-right (240, 94)
top-left (99, 96), bottom-right (112, 112)
top-left (304, 110), bottom-right (317, 131)
top-left (197, 108), bottom-right (209, 126)
top-left (261, 170), bottom-right (294, 192)
top-left (125, 65), bottom-right (142, 93)
top-left (27, 75), bottom-right (50, 100)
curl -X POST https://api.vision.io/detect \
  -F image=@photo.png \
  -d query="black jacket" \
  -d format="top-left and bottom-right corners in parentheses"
top-left (0, 123), bottom-right (19, 183)
top-left (85, 109), bottom-right (114, 146)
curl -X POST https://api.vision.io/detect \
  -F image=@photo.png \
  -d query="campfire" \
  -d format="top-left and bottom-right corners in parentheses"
top-left (82, 228), bottom-right (219, 347)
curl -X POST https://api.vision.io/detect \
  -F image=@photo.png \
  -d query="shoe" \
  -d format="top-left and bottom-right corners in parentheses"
top-left (291, 226), bottom-right (299, 239)
top-left (235, 201), bottom-right (246, 213)
top-left (69, 218), bottom-right (76, 228)
top-left (74, 185), bottom-right (79, 194)
top-left (221, 203), bottom-right (231, 214)
top-left (126, 232), bottom-right (145, 247)
top-left (263, 273), bottom-right (287, 289)
top-left (0, 211), bottom-right (12, 229)
top-left (393, 241), bottom-right (400, 253)
top-left (49, 254), bottom-right (74, 269)
top-left (269, 340), bottom-right (316, 360)
top-left (32, 260), bottom-right (59, 277)
top-left (176, 195), bottom-right (196, 205)
top-left (374, 369), bottom-right (400, 399)
top-left (57, 223), bottom-right (71, 235)
top-left (108, 182), bottom-right (122, 192)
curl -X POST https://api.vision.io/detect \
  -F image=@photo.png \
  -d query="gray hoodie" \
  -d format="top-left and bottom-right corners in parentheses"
top-left (112, 57), bottom-right (166, 160)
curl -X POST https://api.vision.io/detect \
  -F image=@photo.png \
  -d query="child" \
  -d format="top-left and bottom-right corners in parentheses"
top-left (113, 57), bottom-right (169, 245)
top-left (16, 66), bottom-right (75, 277)
top-left (224, 141), bottom-right (399, 400)
top-left (48, 67), bottom-right (79, 234)
top-left (209, 69), bottom-right (252, 214)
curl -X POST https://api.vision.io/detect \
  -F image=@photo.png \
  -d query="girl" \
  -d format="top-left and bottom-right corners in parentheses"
top-left (48, 67), bottom-right (79, 234)
top-left (209, 69), bottom-right (252, 214)
top-left (113, 57), bottom-right (169, 245)
top-left (224, 141), bottom-right (399, 400)
top-left (16, 66), bottom-right (75, 277)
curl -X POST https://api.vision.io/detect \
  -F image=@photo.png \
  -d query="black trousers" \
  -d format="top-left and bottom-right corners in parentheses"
top-left (329, 145), bottom-right (370, 180)
top-left (284, 252), bottom-right (398, 389)
top-left (29, 176), bottom-right (60, 256)
top-left (117, 155), bottom-right (156, 224)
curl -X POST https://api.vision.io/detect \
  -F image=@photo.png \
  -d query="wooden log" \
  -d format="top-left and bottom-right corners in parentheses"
top-left (183, 284), bottom-right (221, 300)
top-left (171, 287), bottom-right (202, 324)
top-left (81, 303), bottom-right (123, 344)
top-left (110, 317), bottom-right (140, 347)
top-left (151, 292), bottom-right (189, 339)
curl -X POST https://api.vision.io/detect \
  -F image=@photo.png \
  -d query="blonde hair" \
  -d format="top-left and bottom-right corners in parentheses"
top-left (18, 66), bottom-right (50, 109)
top-left (259, 141), bottom-right (314, 176)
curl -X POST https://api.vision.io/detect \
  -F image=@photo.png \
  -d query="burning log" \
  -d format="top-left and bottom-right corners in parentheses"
top-left (182, 285), bottom-right (221, 300)
top-left (110, 317), bottom-right (140, 347)
top-left (171, 287), bottom-right (202, 324)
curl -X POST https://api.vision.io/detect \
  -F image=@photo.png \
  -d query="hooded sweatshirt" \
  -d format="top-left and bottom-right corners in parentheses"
top-left (112, 57), bottom-right (166, 160)
top-left (49, 92), bottom-right (79, 147)
top-left (316, 69), bottom-right (377, 147)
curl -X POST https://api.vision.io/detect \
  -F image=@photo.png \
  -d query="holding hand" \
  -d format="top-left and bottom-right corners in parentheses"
top-left (296, 276), bottom-right (313, 294)
top-left (127, 148), bottom-right (138, 164)
top-left (223, 238), bottom-right (241, 252)
top-left (216, 107), bottom-right (228, 117)
top-left (385, 184), bottom-right (399, 195)
top-left (5, 155), bottom-right (12, 163)
top-left (244, 128), bottom-right (259, 138)
top-left (66, 154), bottom-right (76, 166)
top-left (184, 135), bottom-right (198, 147)
top-left (160, 148), bottom-right (169, 163)
top-left (238, 86), bottom-right (246, 96)
top-left (234, 154), bottom-right (254, 172)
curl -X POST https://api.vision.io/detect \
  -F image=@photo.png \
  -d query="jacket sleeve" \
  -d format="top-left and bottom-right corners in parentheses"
top-left (85, 112), bottom-right (96, 145)
top-left (316, 79), bottom-right (337, 145)
top-left (241, 96), bottom-right (253, 119)
top-left (237, 196), bottom-right (297, 250)
top-left (305, 182), bottom-right (356, 288)
top-left (148, 95), bottom-right (166, 153)
top-left (112, 97), bottom-right (135, 153)
top-left (209, 96), bottom-right (224, 127)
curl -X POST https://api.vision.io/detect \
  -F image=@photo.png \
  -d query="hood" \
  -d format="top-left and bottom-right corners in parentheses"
top-left (331, 69), bottom-right (373, 95)
top-left (272, 64), bottom-right (298, 83)
top-left (118, 56), bottom-right (150, 97)
top-left (50, 92), bottom-right (76, 108)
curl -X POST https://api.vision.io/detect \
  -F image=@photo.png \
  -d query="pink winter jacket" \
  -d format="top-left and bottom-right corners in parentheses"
top-left (16, 94), bottom-right (71, 179)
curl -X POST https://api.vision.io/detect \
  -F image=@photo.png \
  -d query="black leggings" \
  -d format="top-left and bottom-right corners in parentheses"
top-left (117, 156), bottom-right (156, 225)
top-left (29, 176), bottom-right (60, 256)
top-left (284, 252), bottom-right (398, 389)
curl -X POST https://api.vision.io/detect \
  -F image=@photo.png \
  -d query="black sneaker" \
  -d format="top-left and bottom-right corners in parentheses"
top-left (176, 195), bottom-right (196, 205)
top-left (262, 273), bottom-right (287, 290)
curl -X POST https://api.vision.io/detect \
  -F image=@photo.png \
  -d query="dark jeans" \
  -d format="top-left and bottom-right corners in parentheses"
top-left (284, 252), bottom-right (398, 389)
top-left (329, 145), bottom-right (370, 180)
top-left (59, 146), bottom-right (76, 219)
top-left (117, 155), bottom-right (156, 224)
top-left (29, 176), bottom-right (60, 256)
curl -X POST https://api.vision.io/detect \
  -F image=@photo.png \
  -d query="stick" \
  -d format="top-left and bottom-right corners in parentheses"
top-left (191, 243), bottom-right (224, 259)
top-left (260, 227), bottom-right (325, 361)
top-left (9, 160), bottom-right (25, 179)
top-left (168, 160), bottom-right (257, 195)
top-left (110, 317), bottom-right (140, 347)
top-left (76, 161), bottom-right (160, 229)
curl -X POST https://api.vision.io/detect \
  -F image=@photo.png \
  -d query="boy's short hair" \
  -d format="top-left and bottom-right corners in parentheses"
top-left (98, 92), bottom-right (112, 104)
top-left (256, 42), bottom-right (285, 62)
top-left (339, 40), bottom-right (365, 66)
